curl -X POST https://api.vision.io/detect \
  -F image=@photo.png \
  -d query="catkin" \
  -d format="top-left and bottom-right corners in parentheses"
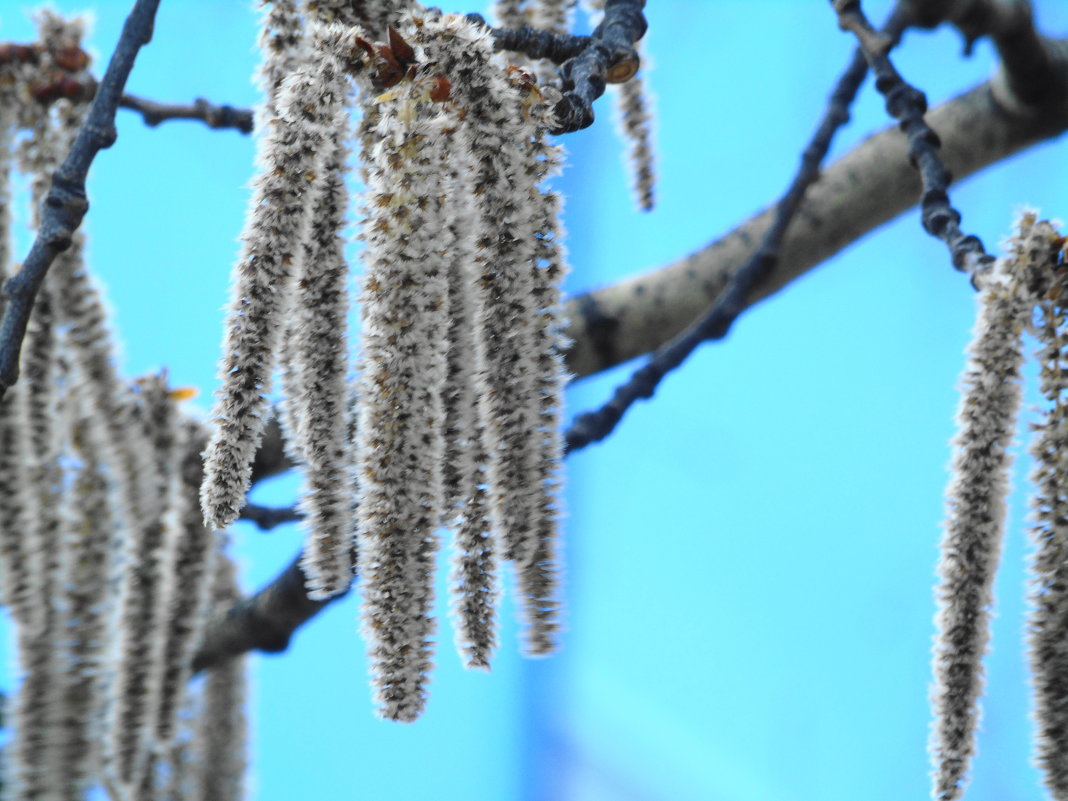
top-left (352, 27), bottom-right (455, 719)
top-left (930, 215), bottom-right (1046, 801)
top-left (1025, 218), bottom-right (1068, 801)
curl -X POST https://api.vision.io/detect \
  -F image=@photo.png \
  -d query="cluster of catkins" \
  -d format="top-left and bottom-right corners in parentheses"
top-left (933, 211), bottom-right (1068, 801)
top-left (199, 1), bottom-right (572, 721)
top-left (0, 13), bottom-right (246, 801)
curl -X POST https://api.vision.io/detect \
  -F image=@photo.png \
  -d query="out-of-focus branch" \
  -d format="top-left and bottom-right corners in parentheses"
top-left (565, 1), bottom-right (1068, 376)
top-left (247, 414), bottom-right (294, 485)
top-left (191, 555), bottom-right (336, 674)
top-left (905, 0), bottom-right (1068, 111)
top-left (119, 93), bottom-right (254, 133)
top-left (562, 7), bottom-right (907, 452)
top-left (239, 503), bottom-right (302, 530)
top-left (0, 0), bottom-right (162, 399)
top-left (549, 0), bottom-right (646, 133)
top-left (563, 68), bottom-right (1068, 378)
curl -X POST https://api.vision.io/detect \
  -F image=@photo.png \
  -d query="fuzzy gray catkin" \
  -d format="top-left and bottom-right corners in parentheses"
top-left (347, 12), bottom-right (570, 708)
top-left (352, 29), bottom-right (455, 720)
top-left (268, 0), bottom-right (312, 469)
top-left (202, 0), bottom-right (308, 531)
top-left (53, 408), bottom-right (117, 800)
top-left (7, 89), bottom-right (85, 801)
top-left (533, 0), bottom-right (574, 33)
top-left (0, 10), bottom-right (250, 798)
top-left (190, 552), bottom-right (248, 801)
top-left (442, 217), bottom-right (501, 669)
top-left (153, 419), bottom-right (219, 747)
top-left (102, 379), bottom-right (180, 798)
top-left (200, 32), bottom-right (348, 531)
top-left (516, 129), bottom-right (568, 656)
top-left (256, 0), bottom-right (305, 123)
top-left (491, 0), bottom-right (527, 27)
top-left (347, 0), bottom-right (416, 31)
top-left (614, 51), bottom-right (655, 212)
top-left (1024, 218), bottom-right (1068, 801)
top-left (433, 47), bottom-right (500, 670)
top-left (439, 19), bottom-right (548, 570)
top-left (286, 65), bottom-right (357, 601)
top-left (930, 215), bottom-right (1043, 801)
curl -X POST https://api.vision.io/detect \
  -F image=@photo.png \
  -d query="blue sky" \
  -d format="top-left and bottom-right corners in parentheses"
top-left (5, 1), bottom-right (1068, 800)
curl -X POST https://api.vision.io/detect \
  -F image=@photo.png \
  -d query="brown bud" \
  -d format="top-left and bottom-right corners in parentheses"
top-left (52, 46), bottom-right (90, 72)
top-left (428, 74), bottom-right (451, 103)
top-left (387, 26), bottom-right (415, 65)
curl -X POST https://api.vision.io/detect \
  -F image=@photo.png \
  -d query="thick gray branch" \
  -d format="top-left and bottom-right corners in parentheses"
top-left (562, 72), bottom-right (1068, 377)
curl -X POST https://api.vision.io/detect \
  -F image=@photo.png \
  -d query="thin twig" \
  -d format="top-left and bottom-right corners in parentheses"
top-left (470, 1), bottom-right (647, 133)
top-left (482, 20), bottom-right (592, 64)
top-left (0, 0), bottom-right (162, 399)
top-left (833, 0), bottom-right (994, 277)
top-left (551, 0), bottom-right (647, 133)
top-left (562, 8), bottom-right (909, 454)
top-left (239, 503), bottom-right (301, 530)
top-left (7, 2), bottom-right (644, 147)
top-left (119, 93), bottom-right (254, 133)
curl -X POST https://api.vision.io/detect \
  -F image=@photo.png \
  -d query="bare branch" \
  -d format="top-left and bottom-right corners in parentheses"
top-left (915, 0), bottom-right (1068, 111)
top-left (0, 0), bottom-right (162, 399)
top-left (562, 68), bottom-right (1068, 378)
top-left (191, 553), bottom-right (339, 674)
top-left (119, 93), bottom-right (253, 133)
top-left (239, 503), bottom-right (301, 530)
top-left (484, 21), bottom-right (592, 63)
top-left (563, 8), bottom-right (908, 452)
top-left (834, 0), bottom-right (995, 276)
top-left (249, 415), bottom-right (295, 485)
top-left (548, 0), bottom-right (646, 133)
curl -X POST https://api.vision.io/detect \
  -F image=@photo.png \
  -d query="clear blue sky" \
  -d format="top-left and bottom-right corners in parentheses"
top-left (5, 1), bottom-right (1068, 799)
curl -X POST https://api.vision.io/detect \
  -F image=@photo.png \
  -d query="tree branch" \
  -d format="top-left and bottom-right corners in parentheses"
top-left (835, 0), bottom-right (995, 277)
top-left (239, 503), bottom-right (302, 530)
top-left (562, 68), bottom-right (1068, 378)
top-left (549, 0), bottom-right (646, 133)
top-left (905, 0), bottom-right (1068, 111)
top-left (0, 0), bottom-right (162, 400)
top-left (191, 555), bottom-right (337, 674)
top-left (119, 93), bottom-right (254, 133)
top-left (562, 7), bottom-right (907, 452)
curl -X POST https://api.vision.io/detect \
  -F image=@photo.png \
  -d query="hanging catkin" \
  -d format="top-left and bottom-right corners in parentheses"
top-left (200, 0), bottom-right (337, 532)
top-left (1025, 218), bottom-right (1068, 801)
top-left (285, 79), bottom-right (357, 599)
top-left (931, 213), bottom-right (1049, 801)
top-left (351, 24), bottom-right (456, 720)
top-left (192, 10), bottom-right (572, 720)
top-left (343, 10), bottom-right (569, 716)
